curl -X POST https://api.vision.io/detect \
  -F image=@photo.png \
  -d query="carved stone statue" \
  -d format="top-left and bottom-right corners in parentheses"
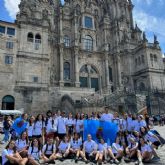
top-left (42, 9), bottom-right (48, 19)
top-left (143, 32), bottom-right (148, 42)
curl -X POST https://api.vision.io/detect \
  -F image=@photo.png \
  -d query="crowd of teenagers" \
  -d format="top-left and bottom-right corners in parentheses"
top-left (0, 107), bottom-right (165, 165)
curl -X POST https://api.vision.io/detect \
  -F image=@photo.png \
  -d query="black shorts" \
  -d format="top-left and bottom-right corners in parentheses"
top-left (28, 136), bottom-right (33, 141)
top-left (32, 135), bottom-right (42, 138)
top-left (68, 126), bottom-right (74, 135)
top-left (85, 152), bottom-right (95, 160)
top-left (4, 161), bottom-right (18, 165)
top-left (45, 154), bottom-right (51, 158)
top-left (58, 133), bottom-right (66, 140)
top-left (153, 141), bottom-right (161, 147)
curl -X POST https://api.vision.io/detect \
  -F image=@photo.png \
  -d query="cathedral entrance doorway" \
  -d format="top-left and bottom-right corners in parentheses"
top-left (1, 95), bottom-right (15, 110)
top-left (79, 64), bottom-right (99, 92)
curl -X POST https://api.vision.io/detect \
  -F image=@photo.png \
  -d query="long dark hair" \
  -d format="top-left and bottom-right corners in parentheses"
top-left (30, 138), bottom-right (41, 152)
top-left (20, 131), bottom-right (29, 145)
top-left (29, 116), bottom-right (35, 126)
top-left (35, 114), bottom-right (44, 122)
top-left (75, 113), bottom-right (81, 121)
top-left (5, 140), bottom-right (17, 153)
top-left (140, 126), bottom-right (148, 136)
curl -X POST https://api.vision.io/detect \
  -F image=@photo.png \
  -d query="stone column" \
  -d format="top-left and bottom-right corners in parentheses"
top-left (59, 7), bottom-right (64, 87)
top-left (116, 54), bottom-right (122, 88)
top-left (105, 54), bottom-right (110, 92)
top-left (74, 13), bottom-right (80, 87)
top-left (74, 48), bottom-right (80, 87)
top-left (59, 45), bottom-right (64, 87)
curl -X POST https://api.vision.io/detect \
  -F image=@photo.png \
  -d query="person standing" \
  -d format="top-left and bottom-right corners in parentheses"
top-left (100, 107), bottom-right (113, 122)
top-left (1, 116), bottom-right (13, 144)
top-left (57, 112), bottom-right (67, 141)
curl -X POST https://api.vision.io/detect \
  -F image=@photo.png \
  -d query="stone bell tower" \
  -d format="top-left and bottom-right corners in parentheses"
top-left (14, 0), bottom-right (61, 113)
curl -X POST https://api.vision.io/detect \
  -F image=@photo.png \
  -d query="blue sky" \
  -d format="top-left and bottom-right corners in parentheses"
top-left (0, 0), bottom-right (165, 54)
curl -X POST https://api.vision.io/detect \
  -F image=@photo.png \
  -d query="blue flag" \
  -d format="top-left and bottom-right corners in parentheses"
top-left (12, 117), bottom-right (27, 135)
top-left (83, 120), bottom-right (118, 145)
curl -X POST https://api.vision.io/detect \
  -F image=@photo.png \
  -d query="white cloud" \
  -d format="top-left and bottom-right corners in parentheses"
top-left (4, 0), bottom-right (20, 19)
top-left (133, 0), bottom-right (163, 6)
top-left (133, 9), bottom-right (165, 44)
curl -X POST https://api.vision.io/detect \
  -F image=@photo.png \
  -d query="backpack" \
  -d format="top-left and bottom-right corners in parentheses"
top-left (4, 121), bottom-right (10, 130)
top-left (44, 144), bottom-right (54, 154)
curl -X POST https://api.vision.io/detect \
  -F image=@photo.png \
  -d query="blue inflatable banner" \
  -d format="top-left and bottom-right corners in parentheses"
top-left (83, 120), bottom-right (118, 145)
top-left (12, 117), bottom-right (27, 135)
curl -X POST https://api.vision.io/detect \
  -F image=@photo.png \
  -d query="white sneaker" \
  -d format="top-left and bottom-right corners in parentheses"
top-left (139, 161), bottom-right (143, 165)
top-left (0, 141), bottom-right (5, 144)
top-left (114, 159), bottom-right (119, 164)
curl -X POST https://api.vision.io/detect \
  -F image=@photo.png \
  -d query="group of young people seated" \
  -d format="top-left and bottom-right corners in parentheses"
top-left (1, 108), bottom-right (163, 165)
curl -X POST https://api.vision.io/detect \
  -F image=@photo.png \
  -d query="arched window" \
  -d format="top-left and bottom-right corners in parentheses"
top-left (27, 32), bottom-right (34, 42)
top-left (64, 35), bottom-right (70, 47)
top-left (84, 35), bottom-right (93, 51)
top-left (2, 95), bottom-right (15, 110)
top-left (64, 62), bottom-right (70, 80)
top-left (35, 34), bottom-right (41, 43)
top-left (80, 64), bottom-right (88, 73)
top-left (139, 82), bottom-right (146, 91)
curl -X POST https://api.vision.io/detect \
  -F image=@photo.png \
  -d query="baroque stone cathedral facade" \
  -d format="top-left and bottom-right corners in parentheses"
top-left (0, 0), bottom-right (165, 113)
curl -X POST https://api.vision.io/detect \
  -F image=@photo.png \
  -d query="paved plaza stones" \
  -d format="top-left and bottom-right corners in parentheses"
top-left (0, 126), bottom-right (165, 165)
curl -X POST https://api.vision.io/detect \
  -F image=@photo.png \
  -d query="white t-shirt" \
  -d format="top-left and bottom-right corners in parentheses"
top-left (98, 143), bottom-right (108, 152)
top-left (33, 121), bottom-right (45, 136)
top-left (140, 120), bottom-right (147, 128)
top-left (127, 134), bottom-right (135, 146)
top-left (145, 131), bottom-right (158, 143)
top-left (112, 143), bottom-right (123, 154)
top-left (141, 144), bottom-right (152, 154)
top-left (26, 122), bottom-right (34, 137)
top-left (28, 146), bottom-right (41, 160)
top-left (84, 140), bottom-right (97, 154)
top-left (46, 118), bottom-right (58, 133)
top-left (128, 142), bottom-right (138, 149)
top-left (75, 119), bottom-right (83, 133)
top-left (57, 117), bottom-right (67, 134)
top-left (2, 149), bottom-right (14, 165)
top-left (132, 120), bottom-right (141, 132)
top-left (71, 139), bottom-right (82, 149)
top-left (100, 113), bottom-right (113, 122)
top-left (58, 141), bottom-right (70, 152)
top-left (66, 118), bottom-right (75, 126)
top-left (42, 144), bottom-right (56, 155)
top-left (16, 139), bottom-right (28, 151)
top-left (127, 117), bottom-right (133, 131)
top-left (120, 119), bottom-right (127, 131)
